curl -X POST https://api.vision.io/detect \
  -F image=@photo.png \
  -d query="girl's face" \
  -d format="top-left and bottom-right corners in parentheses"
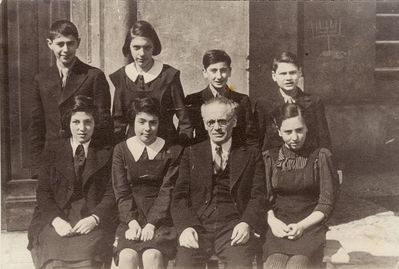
top-left (70, 111), bottom-right (95, 144)
top-left (134, 112), bottom-right (159, 145)
top-left (130, 35), bottom-right (154, 72)
top-left (278, 115), bottom-right (307, 151)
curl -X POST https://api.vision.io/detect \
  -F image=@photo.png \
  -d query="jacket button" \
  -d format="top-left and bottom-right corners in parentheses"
top-left (205, 200), bottom-right (208, 204)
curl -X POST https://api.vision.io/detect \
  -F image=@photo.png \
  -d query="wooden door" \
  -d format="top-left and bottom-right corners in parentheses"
top-left (3, 0), bottom-right (70, 231)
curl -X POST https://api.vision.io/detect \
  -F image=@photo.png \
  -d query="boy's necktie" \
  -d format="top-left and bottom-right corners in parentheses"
top-left (61, 68), bottom-right (69, 88)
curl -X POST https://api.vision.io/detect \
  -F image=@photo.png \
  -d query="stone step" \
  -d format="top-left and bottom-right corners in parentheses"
top-left (5, 179), bottom-right (38, 231)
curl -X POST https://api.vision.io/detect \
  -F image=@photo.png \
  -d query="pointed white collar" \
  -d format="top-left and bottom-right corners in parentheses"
top-left (126, 136), bottom-right (165, 162)
top-left (125, 59), bottom-right (164, 84)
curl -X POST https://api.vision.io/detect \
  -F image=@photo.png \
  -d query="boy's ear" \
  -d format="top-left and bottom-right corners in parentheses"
top-left (298, 67), bottom-right (302, 77)
top-left (272, 71), bottom-right (277, 82)
top-left (277, 128), bottom-right (282, 138)
top-left (76, 38), bottom-right (81, 48)
top-left (46, 38), bottom-right (53, 49)
top-left (202, 68), bottom-right (207, 78)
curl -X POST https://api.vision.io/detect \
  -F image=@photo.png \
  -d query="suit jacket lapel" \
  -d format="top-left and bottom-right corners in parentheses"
top-left (55, 140), bottom-right (75, 200)
top-left (229, 144), bottom-right (250, 191)
top-left (58, 58), bottom-right (88, 106)
top-left (201, 86), bottom-right (215, 102)
top-left (194, 140), bottom-right (213, 192)
top-left (43, 66), bottom-right (62, 101)
top-left (81, 145), bottom-right (109, 187)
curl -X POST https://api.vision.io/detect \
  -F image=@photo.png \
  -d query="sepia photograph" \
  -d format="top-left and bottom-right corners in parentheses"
top-left (1, 0), bottom-right (399, 268)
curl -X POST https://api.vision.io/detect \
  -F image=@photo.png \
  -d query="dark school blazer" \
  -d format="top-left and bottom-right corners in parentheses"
top-left (171, 139), bottom-right (268, 235)
top-left (256, 87), bottom-right (332, 151)
top-left (30, 58), bottom-right (112, 174)
top-left (27, 139), bottom-right (115, 250)
top-left (185, 86), bottom-right (258, 146)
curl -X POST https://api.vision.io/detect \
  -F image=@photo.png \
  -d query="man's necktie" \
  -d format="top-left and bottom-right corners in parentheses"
top-left (74, 144), bottom-right (86, 181)
top-left (136, 74), bottom-right (145, 91)
top-left (213, 145), bottom-right (223, 174)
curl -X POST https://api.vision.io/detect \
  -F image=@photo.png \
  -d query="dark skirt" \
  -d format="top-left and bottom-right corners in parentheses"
top-left (263, 224), bottom-right (327, 260)
top-left (30, 198), bottom-right (109, 269)
top-left (113, 223), bottom-right (177, 265)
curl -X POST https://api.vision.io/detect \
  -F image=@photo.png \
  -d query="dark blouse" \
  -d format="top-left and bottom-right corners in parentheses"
top-left (264, 146), bottom-right (339, 220)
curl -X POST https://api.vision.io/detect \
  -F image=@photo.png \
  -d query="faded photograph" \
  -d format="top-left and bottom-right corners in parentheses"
top-left (1, 1), bottom-right (399, 269)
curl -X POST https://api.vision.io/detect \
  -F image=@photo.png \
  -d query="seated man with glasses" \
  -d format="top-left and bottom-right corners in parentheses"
top-left (172, 96), bottom-right (268, 269)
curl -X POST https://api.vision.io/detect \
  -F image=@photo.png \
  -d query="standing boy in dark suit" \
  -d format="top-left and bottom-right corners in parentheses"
top-left (30, 20), bottom-right (111, 176)
top-left (256, 51), bottom-right (331, 151)
top-left (172, 97), bottom-right (267, 269)
top-left (185, 49), bottom-right (258, 146)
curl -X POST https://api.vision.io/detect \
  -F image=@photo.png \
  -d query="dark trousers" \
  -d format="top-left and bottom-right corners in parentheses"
top-left (175, 219), bottom-right (257, 269)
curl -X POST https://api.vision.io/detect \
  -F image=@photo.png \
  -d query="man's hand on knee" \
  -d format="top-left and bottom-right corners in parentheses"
top-left (179, 227), bottom-right (199, 249)
top-left (230, 222), bottom-right (250, 246)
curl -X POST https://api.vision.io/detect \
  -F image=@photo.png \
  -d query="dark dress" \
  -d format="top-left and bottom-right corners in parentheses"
top-left (112, 138), bottom-right (183, 264)
top-left (110, 62), bottom-right (192, 145)
top-left (27, 140), bottom-right (115, 269)
top-left (262, 146), bottom-right (339, 259)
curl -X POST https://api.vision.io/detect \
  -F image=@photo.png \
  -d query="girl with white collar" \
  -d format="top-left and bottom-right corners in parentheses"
top-left (110, 20), bottom-right (192, 146)
top-left (112, 97), bottom-right (183, 269)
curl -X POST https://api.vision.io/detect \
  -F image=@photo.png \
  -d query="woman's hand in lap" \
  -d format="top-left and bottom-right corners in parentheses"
top-left (268, 216), bottom-right (290, 238)
top-left (52, 217), bottom-right (74, 237)
top-left (140, 223), bottom-right (155, 241)
top-left (126, 220), bottom-right (141, 240)
top-left (72, 216), bottom-right (97, 234)
top-left (287, 223), bottom-right (305, 240)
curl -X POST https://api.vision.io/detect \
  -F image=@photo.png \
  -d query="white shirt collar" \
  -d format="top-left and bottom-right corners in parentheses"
top-left (125, 59), bottom-right (164, 84)
top-left (210, 138), bottom-right (232, 161)
top-left (70, 138), bottom-right (90, 158)
top-left (126, 136), bottom-right (165, 162)
top-left (209, 84), bottom-right (227, 97)
top-left (56, 58), bottom-right (76, 78)
top-left (279, 88), bottom-right (296, 104)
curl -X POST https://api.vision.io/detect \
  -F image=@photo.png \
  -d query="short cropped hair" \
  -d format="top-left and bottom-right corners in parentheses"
top-left (127, 97), bottom-right (161, 126)
top-left (272, 103), bottom-right (305, 129)
top-left (48, 20), bottom-right (79, 40)
top-left (122, 20), bottom-right (162, 60)
top-left (61, 95), bottom-right (98, 137)
top-left (272, 51), bottom-right (300, 72)
top-left (200, 96), bottom-right (238, 120)
top-left (202, 49), bottom-right (232, 69)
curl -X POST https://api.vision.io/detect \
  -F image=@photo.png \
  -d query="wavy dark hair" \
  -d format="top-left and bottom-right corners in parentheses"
top-left (272, 51), bottom-right (300, 72)
top-left (202, 49), bottom-right (231, 69)
top-left (48, 20), bottom-right (79, 40)
top-left (127, 97), bottom-right (161, 126)
top-left (61, 95), bottom-right (98, 138)
top-left (122, 20), bottom-right (162, 62)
